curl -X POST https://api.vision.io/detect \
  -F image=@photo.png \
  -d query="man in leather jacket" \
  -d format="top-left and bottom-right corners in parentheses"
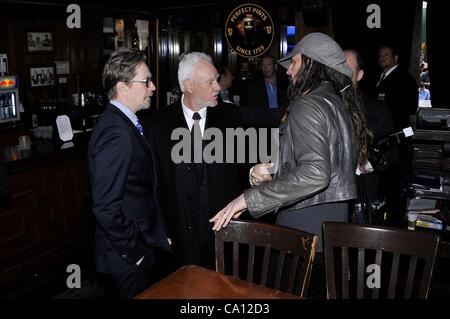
top-left (210, 33), bottom-right (371, 297)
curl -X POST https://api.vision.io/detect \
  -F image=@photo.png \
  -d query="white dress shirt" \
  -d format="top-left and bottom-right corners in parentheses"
top-left (181, 94), bottom-right (207, 135)
top-left (376, 65), bottom-right (399, 87)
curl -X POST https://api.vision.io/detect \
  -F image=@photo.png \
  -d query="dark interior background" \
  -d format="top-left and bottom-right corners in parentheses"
top-left (0, 0), bottom-right (448, 111)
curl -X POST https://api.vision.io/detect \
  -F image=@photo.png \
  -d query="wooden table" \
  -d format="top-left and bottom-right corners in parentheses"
top-left (135, 265), bottom-right (300, 299)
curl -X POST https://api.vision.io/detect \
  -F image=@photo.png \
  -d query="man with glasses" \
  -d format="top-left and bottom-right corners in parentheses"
top-left (88, 47), bottom-right (172, 298)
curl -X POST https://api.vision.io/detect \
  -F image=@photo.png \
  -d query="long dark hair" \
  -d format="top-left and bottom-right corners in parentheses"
top-left (288, 55), bottom-right (372, 165)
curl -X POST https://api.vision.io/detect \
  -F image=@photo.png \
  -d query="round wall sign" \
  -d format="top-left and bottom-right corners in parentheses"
top-left (225, 3), bottom-right (274, 58)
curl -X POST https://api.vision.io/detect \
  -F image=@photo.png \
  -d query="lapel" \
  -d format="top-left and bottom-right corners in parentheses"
top-left (204, 106), bottom-right (213, 130)
top-left (107, 104), bottom-right (152, 154)
top-left (107, 104), bottom-right (159, 189)
top-left (171, 101), bottom-right (190, 131)
top-left (260, 78), bottom-right (270, 108)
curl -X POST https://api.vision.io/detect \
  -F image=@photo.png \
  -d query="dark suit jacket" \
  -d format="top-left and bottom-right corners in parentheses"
top-left (242, 75), bottom-right (289, 109)
top-left (144, 101), bottom-right (249, 268)
top-left (360, 89), bottom-right (394, 140)
top-left (88, 104), bottom-right (170, 282)
top-left (215, 97), bottom-right (285, 128)
top-left (357, 89), bottom-right (397, 204)
top-left (376, 66), bottom-right (418, 130)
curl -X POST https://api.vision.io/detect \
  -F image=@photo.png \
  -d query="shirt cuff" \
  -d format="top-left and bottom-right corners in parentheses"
top-left (249, 165), bottom-right (256, 186)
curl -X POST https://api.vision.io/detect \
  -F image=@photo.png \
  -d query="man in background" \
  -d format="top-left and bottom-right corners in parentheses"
top-left (217, 66), bottom-right (234, 104)
top-left (345, 49), bottom-right (396, 224)
top-left (243, 54), bottom-right (288, 109)
top-left (375, 45), bottom-right (417, 225)
top-left (376, 45), bottom-right (417, 130)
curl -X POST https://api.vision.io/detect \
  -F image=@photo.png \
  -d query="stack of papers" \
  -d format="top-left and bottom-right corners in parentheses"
top-left (407, 198), bottom-right (439, 214)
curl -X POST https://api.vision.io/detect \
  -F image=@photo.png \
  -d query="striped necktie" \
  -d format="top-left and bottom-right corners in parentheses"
top-left (136, 119), bottom-right (144, 135)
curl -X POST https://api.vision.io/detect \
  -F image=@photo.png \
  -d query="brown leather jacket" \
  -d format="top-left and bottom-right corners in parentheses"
top-left (244, 81), bottom-right (357, 217)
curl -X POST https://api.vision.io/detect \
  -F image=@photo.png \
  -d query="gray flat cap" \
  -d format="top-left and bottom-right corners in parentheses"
top-left (278, 32), bottom-right (352, 79)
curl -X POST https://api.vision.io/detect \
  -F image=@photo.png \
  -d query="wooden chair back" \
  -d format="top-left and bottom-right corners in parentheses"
top-left (215, 220), bottom-right (317, 298)
top-left (323, 222), bottom-right (440, 299)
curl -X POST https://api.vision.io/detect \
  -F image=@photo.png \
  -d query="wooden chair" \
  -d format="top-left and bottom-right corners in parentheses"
top-left (215, 220), bottom-right (317, 298)
top-left (322, 222), bottom-right (440, 299)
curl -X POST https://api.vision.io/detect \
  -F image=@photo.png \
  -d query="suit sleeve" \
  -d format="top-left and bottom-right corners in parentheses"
top-left (90, 126), bottom-right (148, 264)
top-left (244, 100), bottom-right (331, 217)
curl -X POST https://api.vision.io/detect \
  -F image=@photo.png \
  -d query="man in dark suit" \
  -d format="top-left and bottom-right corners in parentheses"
top-left (217, 66), bottom-right (234, 104)
top-left (346, 49), bottom-right (397, 223)
top-left (144, 52), bottom-right (248, 270)
top-left (375, 45), bottom-right (417, 225)
top-left (376, 46), bottom-right (418, 130)
top-left (88, 47), bottom-right (171, 298)
top-left (242, 54), bottom-right (289, 109)
top-left (239, 55), bottom-right (288, 178)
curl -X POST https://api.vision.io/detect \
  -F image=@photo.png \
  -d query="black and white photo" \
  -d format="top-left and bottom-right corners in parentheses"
top-left (26, 31), bottom-right (53, 52)
top-left (29, 65), bottom-right (55, 87)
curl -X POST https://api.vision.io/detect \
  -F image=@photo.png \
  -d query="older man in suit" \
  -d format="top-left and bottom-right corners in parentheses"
top-left (88, 47), bottom-right (171, 298)
top-left (145, 52), bottom-right (249, 270)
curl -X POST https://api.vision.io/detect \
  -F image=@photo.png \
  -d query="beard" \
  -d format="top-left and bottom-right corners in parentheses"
top-left (287, 76), bottom-right (299, 100)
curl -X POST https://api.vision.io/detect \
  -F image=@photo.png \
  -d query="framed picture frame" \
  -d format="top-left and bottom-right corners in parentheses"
top-left (29, 65), bottom-right (56, 88)
top-left (26, 31), bottom-right (54, 53)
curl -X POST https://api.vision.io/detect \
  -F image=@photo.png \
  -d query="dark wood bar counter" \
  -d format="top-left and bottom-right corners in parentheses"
top-left (0, 131), bottom-right (92, 298)
top-left (3, 131), bottom-right (91, 172)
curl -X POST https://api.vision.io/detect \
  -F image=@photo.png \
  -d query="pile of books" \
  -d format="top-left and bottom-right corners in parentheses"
top-left (415, 214), bottom-right (444, 230)
top-left (407, 198), bottom-right (444, 230)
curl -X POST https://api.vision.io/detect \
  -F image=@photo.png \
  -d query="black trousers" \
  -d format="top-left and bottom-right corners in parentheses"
top-left (104, 248), bottom-right (172, 299)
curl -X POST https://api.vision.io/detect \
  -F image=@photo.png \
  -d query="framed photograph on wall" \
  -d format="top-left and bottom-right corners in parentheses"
top-left (26, 31), bottom-right (54, 53)
top-left (29, 65), bottom-right (56, 88)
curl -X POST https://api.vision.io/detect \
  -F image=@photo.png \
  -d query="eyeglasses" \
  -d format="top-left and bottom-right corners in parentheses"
top-left (125, 77), bottom-right (153, 88)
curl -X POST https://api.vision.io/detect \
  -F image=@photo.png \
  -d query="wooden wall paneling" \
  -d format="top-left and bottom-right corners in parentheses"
top-left (0, 157), bottom-right (90, 297)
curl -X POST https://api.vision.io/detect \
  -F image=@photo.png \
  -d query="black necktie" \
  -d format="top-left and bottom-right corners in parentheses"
top-left (191, 112), bottom-right (202, 164)
top-left (376, 72), bottom-right (386, 87)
